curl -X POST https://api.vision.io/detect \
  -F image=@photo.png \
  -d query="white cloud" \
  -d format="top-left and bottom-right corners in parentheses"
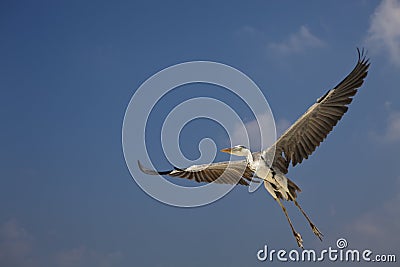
top-left (385, 111), bottom-right (400, 142)
top-left (230, 113), bottom-right (274, 151)
top-left (230, 113), bottom-right (290, 151)
top-left (369, 102), bottom-right (400, 143)
top-left (276, 118), bottom-right (291, 137)
top-left (346, 177), bottom-right (400, 249)
top-left (236, 25), bottom-right (260, 36)
top-left (268, 26), bottom-right (324, 54)
top-left (55, 246), bottom-right (123, 267)
top-left (365, 0), bottom-right (400, 65)
top-left (0, 219), bottom-right (123, 267)
top-left (371, 103), bottom-right (400, 143)
top-left (0, 219), bottom-right (34, 267)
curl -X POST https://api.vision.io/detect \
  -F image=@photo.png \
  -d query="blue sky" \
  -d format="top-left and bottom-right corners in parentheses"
top-left (1, 0), bottom-right (400, 266)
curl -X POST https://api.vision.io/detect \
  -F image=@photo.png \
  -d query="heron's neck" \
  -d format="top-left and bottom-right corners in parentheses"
top-left (244, 149), bottom-right (254, 165)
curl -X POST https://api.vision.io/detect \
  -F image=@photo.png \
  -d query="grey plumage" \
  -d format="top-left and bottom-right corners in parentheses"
top-left (138, 160), bottom-right (255, 186)
top-left (265, 48), bottom-right (370, 174)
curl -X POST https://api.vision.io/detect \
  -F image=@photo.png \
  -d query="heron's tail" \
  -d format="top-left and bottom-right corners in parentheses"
top-left (287, 178), bottom-right (301, 201)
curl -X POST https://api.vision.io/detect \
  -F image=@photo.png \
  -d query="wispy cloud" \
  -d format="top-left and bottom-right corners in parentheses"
top-left (365, 0), bottom-right (400, 66)
top-left (0, 219), bottom-right (34, 267)
top-left (346, 176), bottom-right (400, 249)
top-left (384, 110), bottom-right (400, 142)
top-left (0, 219), bottom-right (123, 267)
top-left (230, 113), bottom-right (275, 151)
top-left (236, 25), bottom-right (324, 56)
top-left (230, 113), bottom-right (290, 151)
top-left (236, 25), bottom-right (261, 36)
top-left (268, 26), bottom-right (324, 54)
top-left (370, 102), bottom-right (400, 143)
top-left (55, 246), bottom-right (123, 267)
top-left (276, 118), bottom-right (291, 137)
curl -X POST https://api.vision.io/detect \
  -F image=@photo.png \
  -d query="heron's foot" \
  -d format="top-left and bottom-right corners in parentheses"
top-left (293, 231), bottom-right (304, 249)
top-left (310, 224), bottom-right (323, 241)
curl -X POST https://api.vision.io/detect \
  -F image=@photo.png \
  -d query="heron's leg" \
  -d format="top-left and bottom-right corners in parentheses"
top-left (276, 198), bottom-right (304, 249)
top-left (293, 199), bottom-right (323, 241)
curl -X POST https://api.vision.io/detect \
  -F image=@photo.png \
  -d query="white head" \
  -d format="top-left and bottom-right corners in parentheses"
top-left (220, 145), bottom-right (250, 157)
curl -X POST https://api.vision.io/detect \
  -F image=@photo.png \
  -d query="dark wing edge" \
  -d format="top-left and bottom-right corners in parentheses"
top-left (266, 48), bottom-right (370, 174)
top-left (137, 160), bottom-right (258, 186)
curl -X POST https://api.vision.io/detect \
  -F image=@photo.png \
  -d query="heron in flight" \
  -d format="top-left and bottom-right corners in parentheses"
top-left (138, 49), bottom-right (370, 248)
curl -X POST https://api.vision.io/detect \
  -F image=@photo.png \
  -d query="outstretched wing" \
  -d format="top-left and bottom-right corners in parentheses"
top-left (137, 160), bottom-right (257, 186)
top-left (265, 48), bottom-right (370, 174)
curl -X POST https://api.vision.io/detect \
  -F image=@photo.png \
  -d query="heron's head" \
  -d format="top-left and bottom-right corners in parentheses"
top-left (220, 145), bottom-right (250, 157)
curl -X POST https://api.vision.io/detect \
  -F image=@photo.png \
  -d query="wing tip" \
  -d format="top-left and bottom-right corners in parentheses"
top-left (137, 160), bottom-right (145, 171)
top-left (356, 47), bottom-right (370, 65)
top-left (137, 160), bottom-right (172, 175)
top-left (137, 160), bottom-right (152, 174)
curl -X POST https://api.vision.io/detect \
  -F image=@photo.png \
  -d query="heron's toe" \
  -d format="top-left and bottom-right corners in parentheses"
top-left (294, 232), bottom-right (304, 249)
top-left (311, 224), bottom-right (323, 241)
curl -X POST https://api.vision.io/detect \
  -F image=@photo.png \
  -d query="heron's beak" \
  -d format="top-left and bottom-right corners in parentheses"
top-left (220, 148), bottom-right (232, 154)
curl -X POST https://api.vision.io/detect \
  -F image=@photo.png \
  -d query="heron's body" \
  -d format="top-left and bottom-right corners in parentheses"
top-left (138, 49), bottom-right (370, 248)
top-left (239, 149), bottom-right (295, 201)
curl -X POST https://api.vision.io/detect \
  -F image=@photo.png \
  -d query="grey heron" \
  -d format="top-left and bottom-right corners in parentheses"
top-left (138, 49), bottom-right (370, 248)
